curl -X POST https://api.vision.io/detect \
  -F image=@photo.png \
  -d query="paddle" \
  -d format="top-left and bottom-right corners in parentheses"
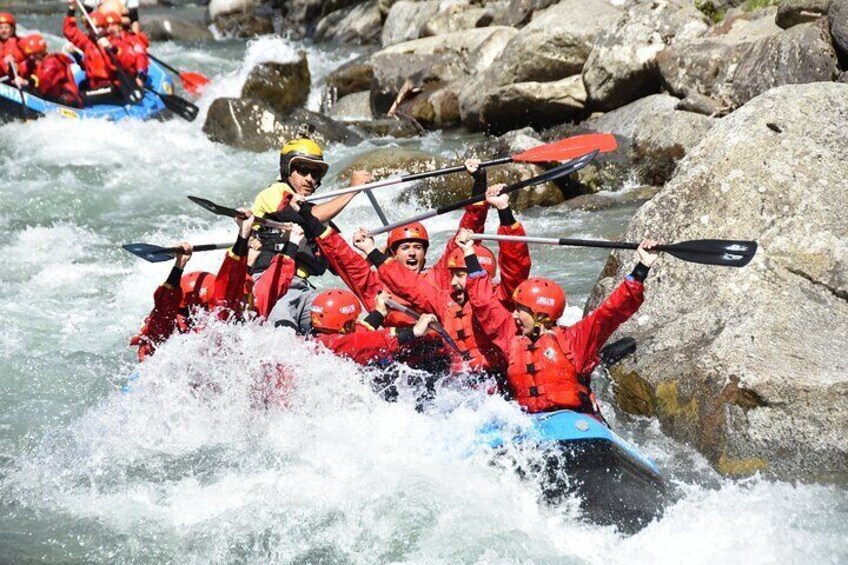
top-left (8, 61), bottom-right (30, 121)
top-left (122, 242), bottom-right (231, 263)
top-left (148, 54), bottom-right (210, 95)
top-left (305, 133), bottom-right (617, 203)
top-left (75, 0), bottom-right (143, 105)
top-left (369, 150), bottom-right (599, 237)
top-left (145, 86), bottom-right (199, 121)
top-left (468, 234), bottom-right (758, 268)
top-left (383, 298), bottom-right (465, 357)
top-left (187, 195), bottom-right (292, 230)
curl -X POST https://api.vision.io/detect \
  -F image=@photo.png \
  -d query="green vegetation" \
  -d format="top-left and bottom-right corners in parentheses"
top-left (695, 0), bottom-right (727, 23)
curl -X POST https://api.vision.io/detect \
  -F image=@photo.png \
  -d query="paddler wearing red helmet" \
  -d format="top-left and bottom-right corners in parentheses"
top-left (16, 34), bottom-right (83, 108)
top-left (351, 183), bottom-right (532, 379)
top-left (131, 210), bottom-right (258, 362)
top-left (461, 229), bottom-right (660, 416)
top-left (63, 0), bottom-right (137, 104)
top-left (0, 11), bottom-right (24, 81)
top-left (309, 289), bottom-right (438, 367)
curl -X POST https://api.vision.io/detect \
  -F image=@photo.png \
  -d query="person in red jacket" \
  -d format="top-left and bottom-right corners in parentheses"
top-left (16, 34), bottom-right (83, 108)
top-left (461, 230), bottom-right (659, 416)
top-left (0, 12), bottom-right (23, 81)
top-left (63, 0), bottom-right (135, 104)
top-left (353, 185), bottom-right (531, 379)
top-left (130, 209), bottom-right (256, 362)
top-left (310, 288), bottom-right (437, 367)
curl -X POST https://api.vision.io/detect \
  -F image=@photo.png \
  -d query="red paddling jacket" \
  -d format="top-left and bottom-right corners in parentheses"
top-left (63, 15), bottom-right (124, 89)
top-left (0, 36), bottom-right (23, 78)
top-left (466, 261), bottom-right (646, 413)
top-left (21, 54), bottom-right (83, 108)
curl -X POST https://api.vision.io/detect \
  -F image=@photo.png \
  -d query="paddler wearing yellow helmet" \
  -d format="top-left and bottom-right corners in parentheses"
top-left (252, 138), bottom-right (369, 224)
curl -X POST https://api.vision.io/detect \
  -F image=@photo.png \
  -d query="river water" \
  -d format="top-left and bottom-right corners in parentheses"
top-left (1, 12), bottom-right (846, 564)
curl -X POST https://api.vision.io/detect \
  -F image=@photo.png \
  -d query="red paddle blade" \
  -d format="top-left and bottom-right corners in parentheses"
top-left (512, 133), bottom-right (618, 164)
top-left (180, 71), bottom-right (210, 94)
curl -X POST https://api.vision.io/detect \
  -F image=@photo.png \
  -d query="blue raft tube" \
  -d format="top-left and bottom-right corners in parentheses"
top-left (476, 337), bottom-right (667, 533)
top-left (0, 56), bottom-right (175, 122)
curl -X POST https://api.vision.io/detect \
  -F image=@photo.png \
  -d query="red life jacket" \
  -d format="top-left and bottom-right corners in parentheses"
top-left (29, 54), bottom-right (83, 108)
top-left (442, 300), bottom-right (488, 371)
top-left (0, 36), bottom-right (23, 77)
top-left (507, 331), bottom-right (593, 414)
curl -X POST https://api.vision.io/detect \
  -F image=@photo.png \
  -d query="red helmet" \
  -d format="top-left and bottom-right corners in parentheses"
top-left (90, 11), bottom-right (108, 28)
top-left (447, 245), bottom-right (497, 278)
top-left (311, 289), bottom-right (362, 333)
top-left (386, 222), bottom-right (429, 252)
top-left (20, 34), bottom-right (46, 57)
top-left (101, 11), bottom-right (122, 26)
top-left (512, 277), bottom-right (566, 323)
top-left (180, 271), bottom-right (216, 310)
top-left (0, 12), bottom-right (16, 28)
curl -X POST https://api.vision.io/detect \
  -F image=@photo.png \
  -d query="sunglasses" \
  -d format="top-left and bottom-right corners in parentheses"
top-left (291, 163), bottom-right (325, 179)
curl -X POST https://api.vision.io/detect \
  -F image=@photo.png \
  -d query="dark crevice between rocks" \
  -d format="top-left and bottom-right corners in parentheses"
top-left (786, 267), bottom-right (848, 303)
top-left (721, 375), bottom-right (769, 411)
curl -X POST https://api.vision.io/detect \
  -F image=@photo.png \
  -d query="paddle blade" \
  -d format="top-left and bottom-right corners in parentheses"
top-left (512, 134), bottom-right (618, 164)
top-left (180, 71), bottom-right (210, 95)
top-left (159, 92), bottom-right (199, 122)
top-left (188, 195), bottom-right (240, 218)
top-left (122, 243), bottom-right (175, 263)
top-left (663, 239), bottom-right (758, 267)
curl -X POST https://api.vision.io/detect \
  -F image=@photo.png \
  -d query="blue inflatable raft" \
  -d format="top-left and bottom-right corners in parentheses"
top-left (479, 409), bottom-right (666, 532)
top-left (0, 59), bottom-right (175, 122)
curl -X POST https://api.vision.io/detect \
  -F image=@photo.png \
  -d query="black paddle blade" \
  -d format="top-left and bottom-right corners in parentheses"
top-left (122, 243), bottom-right (175, 263)
top-left (600, 337), bottom-right (636, 368)
top-left (504, 149), bottom-right (599, 195)
top-left (159, 92), bottom-right (199, 122)
top-left (187, 195), bottom-right (241, 218)
top-left (663, 239), bottom-right (758, 267)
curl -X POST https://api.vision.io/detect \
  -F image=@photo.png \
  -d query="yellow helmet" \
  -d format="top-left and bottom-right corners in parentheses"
top-left (280, 138), bottom-right (329, 180)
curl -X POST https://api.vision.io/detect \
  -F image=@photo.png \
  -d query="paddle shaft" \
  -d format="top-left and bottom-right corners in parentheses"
top-left (304, 156), bottom-right (513, 203)
top-left (160, 242), bottom-right (232, 254)
top-left (148, 54), bottom-right (179, 75)
top-left (8, 61), bottom-right (29, 120)
top-left (370, 151), bottom-right (596, 237)
top-left (470, 233), bottom-right (750, 257)
top-left (384, 298), bottom-right (463, 355)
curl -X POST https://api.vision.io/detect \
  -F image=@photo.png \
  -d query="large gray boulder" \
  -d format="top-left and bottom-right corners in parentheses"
top-left (327, 91), bottom-right (373, 120)
top-left (587, 82), bottom-right (848, 480)
top-left (459, 0), bottom-right (620, 130)
top-left (479, 75), bottom-right (588, 134)
top-left (583, 94), bottom-right (717, 187)
top-left (776, 0), bottom-right (831, 28)
top-left (489, 0), bottom-right (560, 27)
top-left (209, 0), bottom-right (272, 37)
top-left (141, 14), bottom-right (215, 41)
top-left (241, 57), bottom-right (311, 116)
top-left (380, 0), bottom-right (440, 46)
top-left (324, 57), bottom-right (374, 100)
top-left (582, 0), bottom-right (710, 111)
top-left (830, 0), bottom-right (848, 57)
top-left (421, 4), bottom-right (487, 37)
top-left (203, 98), bottom-right (362, 152)
top-left (657, 13), bottom-right (839, 113)
top-left (314, 0), bottom-right (383, 44)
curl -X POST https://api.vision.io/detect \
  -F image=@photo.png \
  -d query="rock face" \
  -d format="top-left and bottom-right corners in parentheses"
top-left (582, 0), bottom-right (710, 111)
top-left (241, 56), bottom-right (311, 116)
top-left (657, 13), bottom-right (838, 112)
top-left (583, 94), bottom-right (717, 187)
top-left (421, 4), bottom-right (487, 37)
top-left (203, 98), bottom-right (362, 152)
top-left (479, 75), bottom-right (588, 135)
top-left (314, 0), bottom-right (383, 44)
top-left (459, 0), bottom-right (620, 130)
top-left (327, 91), bottom-right (373, 120)
top-left (776, 0), bottom-right (831, 28)
top-left (141, 15), bottom-right (215, 41)
top-left (830, 0), bottom-right (848, 57)
top-left (587, 83), bottom-right (848, 480)
top-left (209, 0), bottom-right (272, 37)
top-left (324, 57), bottom-right (374, 100)
top-left (381, 0), bottom-right (439, 46)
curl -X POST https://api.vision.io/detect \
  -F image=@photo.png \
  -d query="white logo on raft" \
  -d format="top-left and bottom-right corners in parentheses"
top-left (536, 296), bottom-right (555, 306)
